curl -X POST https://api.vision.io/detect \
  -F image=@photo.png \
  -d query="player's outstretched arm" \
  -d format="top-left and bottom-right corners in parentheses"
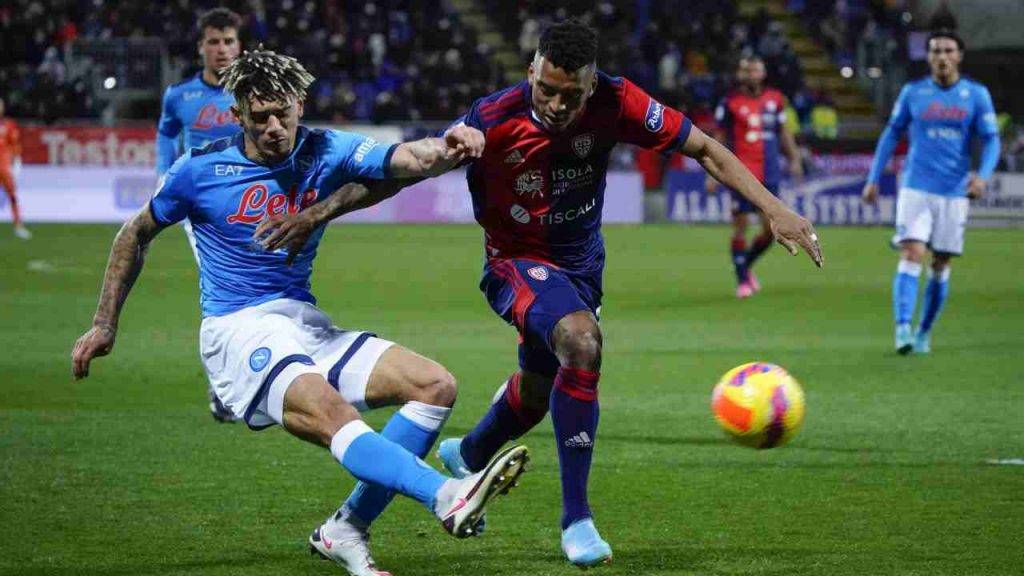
top-left (388, 124), bottom-right (484, 178)
top-left (72, 205), bottom-right (165, 379)
top-left (681, 125), bottom-right (823, 267)
top-left (253, 179), bottom-right (416, 263)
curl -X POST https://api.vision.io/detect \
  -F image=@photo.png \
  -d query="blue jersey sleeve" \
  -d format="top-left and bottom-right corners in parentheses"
top-left (974, 86), bottom-right (1001, 179)
top-left (323, 130), bottom-right (397, 181)
top-left (149, 154), bottom-right (195, 226)
top-left (868, 84), bottom-right (913, 184)
top-left (157, 87), bottom-right (183, 175)
top-left (887, 84), bottom-right (913, 133)
top-left (972, 85), bottom-right (999, 138)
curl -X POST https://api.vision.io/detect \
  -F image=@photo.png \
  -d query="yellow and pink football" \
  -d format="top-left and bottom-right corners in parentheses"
top-left (711, 362), bottom-right (805, 449)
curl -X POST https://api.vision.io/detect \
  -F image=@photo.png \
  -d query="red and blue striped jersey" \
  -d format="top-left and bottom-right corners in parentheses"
top-left (714, 88), bottom-right (787, 185)
top-left (454, 71), bottom-right (691, 273)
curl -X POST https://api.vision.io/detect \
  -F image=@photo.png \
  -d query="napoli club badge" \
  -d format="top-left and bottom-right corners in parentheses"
top-left (527, 266), bottom-right (549, 281)
top-left (249, 347), bottom-right (272, 372)
top-left (572, 133), bottom-right (594, 158)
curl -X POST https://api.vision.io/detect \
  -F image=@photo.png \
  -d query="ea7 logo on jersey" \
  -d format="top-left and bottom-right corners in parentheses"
top-left (572, 133), bottom-right (594, 158)
top-left (515, 170), bottom-right (544, 198)
top-left (645, 98), bottom-right (665, 132)
top-left (527, 266), bottom-right (549, 281)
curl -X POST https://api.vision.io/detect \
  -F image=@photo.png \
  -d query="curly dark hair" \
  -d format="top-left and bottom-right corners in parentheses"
top-left (537, 19), bottom-right (598, 72)
top-left (198, 7), bottom-right (242, 36)
top-left (928, 28), bottom-right (965, 51)
top-left (221, 45), bottom-right (315, 111)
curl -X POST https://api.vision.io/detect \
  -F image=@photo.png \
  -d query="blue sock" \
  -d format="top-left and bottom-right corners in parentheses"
top-left (342, 402), bottom-right (450, 524)
top-left (330, 420), bottom-right (447, 512)
top-left (460, 373), bottom-right (547, 472)
top-left (731, 235), bottom-right (748, 283)
top-left (746, 232), bottom-right (773, 267)
top-left (551, 366), bottom-right (600, 530)
top-left (919, 268), bottom-right (950, 334)
top-left (892, 260), bottom-right (922, 325)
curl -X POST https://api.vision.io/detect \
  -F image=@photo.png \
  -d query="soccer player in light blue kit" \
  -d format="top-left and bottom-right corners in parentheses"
top-left (156, 8), bottom-right (245, 422)
top-left (72, 48), bottom-right (530, 576)
top-left (863, 30), bottom-right (1000, 354)
top-left (156, 8), bottom-right (242, 176)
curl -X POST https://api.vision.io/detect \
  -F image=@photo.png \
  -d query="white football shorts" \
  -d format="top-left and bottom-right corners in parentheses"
top-left (199, 298), bottom-right (394, 430)
top-left (895, 187), bottom-right (969, 255)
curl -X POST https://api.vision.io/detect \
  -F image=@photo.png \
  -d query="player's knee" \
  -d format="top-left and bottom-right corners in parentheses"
top-left (556, 327), bottom-right (603, 371)
top-left (283, 379), bottom-right (361, 446)
top-left (410, 365), bottom-right (458, 407)
top-left (900, 244), bottom-right (925, 263)
top-left (931, 256), bottom-right (952, 272)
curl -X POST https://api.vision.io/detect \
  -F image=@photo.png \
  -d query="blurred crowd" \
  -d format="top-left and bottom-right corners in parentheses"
top-left (0, 0), bottom-right (507, 123)
top-left (484, 1), bottom-right (836, 136)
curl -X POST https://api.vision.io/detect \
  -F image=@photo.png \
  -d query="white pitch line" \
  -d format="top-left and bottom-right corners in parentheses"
top-left (27, 260), bottom-right (55, 272)
top-left (986, 458), bottom-right (1024, 466)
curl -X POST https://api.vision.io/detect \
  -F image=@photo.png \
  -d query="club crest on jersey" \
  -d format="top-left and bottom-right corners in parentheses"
top-left (527, 266), bottom-right (549, 281)
top-left (645, 99), bottom-right (665, 132)
top-left (249, 347), bottom-right (271, 372)
top-left (296, 155), bottom-right (316, 173)
top-left (572, 133), bottom-right (594, 158)
top-left (514, 170), bottom-right (545, 198)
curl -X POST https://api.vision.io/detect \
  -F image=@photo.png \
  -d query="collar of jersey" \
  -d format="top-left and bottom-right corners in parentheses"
top-left (197, 71), bottom-right (223, 91)
top-left (232, 126), bottom-right (310, 167)
top-left (929, 76), bottom-right (963, 91)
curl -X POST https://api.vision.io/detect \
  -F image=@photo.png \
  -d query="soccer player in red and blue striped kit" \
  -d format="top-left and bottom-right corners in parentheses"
top-left (257, 19), bottom-right (823, 569)
top-left (706, 55), bottom-right (804, 298)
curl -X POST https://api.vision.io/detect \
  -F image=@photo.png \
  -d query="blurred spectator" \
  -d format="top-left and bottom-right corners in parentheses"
top-left (811, 89), bottom-right (839, 139)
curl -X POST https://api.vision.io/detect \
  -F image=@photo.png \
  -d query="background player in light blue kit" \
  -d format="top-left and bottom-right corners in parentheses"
top-left (155, 8), bottom-right (245, 422)
top-left (72, 48), bottom-right (530, 576)
top-left (863, 29), bottom-right (1000, 355)
top-left (156, 8), bottom-right (242, 176)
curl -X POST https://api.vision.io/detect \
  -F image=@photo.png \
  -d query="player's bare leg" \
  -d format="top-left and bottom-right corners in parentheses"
top-left (549, 311), bottom-right (612, 568)
top-left (731, 211), bottom-right (753, 298)
top-left (285, 371), bottom-right (528, 575)
top-left (893, 240), bottom-right (927, 354)
top-left (310, 349), bottom-right (454, 575)
top-left (915, 252), bottom-right (952, 354)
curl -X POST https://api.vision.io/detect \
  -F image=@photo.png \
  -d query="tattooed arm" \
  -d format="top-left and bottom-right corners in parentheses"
top-left (72, 204), bottom-right (166, 379)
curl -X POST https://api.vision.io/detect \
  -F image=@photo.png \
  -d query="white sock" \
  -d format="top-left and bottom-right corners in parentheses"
top-left (330, 419), bottom-right (374, 464)
top-left (398, 401), bottom-right (451, 432)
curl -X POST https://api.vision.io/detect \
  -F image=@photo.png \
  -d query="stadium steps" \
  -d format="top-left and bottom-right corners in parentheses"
top-left (739, 0), bottom-right (883, 137)
top-left (449, 0), bottom-right (525, 78)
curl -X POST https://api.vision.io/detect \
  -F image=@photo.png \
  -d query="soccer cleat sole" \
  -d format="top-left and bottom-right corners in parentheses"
top-left (442, 445), bottom-right (530, 539)
top-left (896, 343), bottom-right (913, 355)
top-left (573, 556), bottom-right (613, 570)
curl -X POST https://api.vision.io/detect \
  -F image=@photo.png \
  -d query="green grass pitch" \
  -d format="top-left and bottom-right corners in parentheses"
top-left (1, 223), bottom-right (1022, 575)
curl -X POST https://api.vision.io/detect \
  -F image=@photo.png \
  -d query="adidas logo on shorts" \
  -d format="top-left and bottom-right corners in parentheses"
top-left (564, 431), bottom-right (593, 448)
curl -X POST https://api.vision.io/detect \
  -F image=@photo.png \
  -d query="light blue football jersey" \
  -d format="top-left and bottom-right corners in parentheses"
top-left (157, 72), bottom-right (241, 175)
top-left (150, 127), bottom-right (395, 317)
top-left (870, 77), bottom-right (998, 197)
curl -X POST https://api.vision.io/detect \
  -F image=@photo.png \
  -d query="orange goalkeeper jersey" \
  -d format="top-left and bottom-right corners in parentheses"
top-left (0, 119), bottom-right (21, 170)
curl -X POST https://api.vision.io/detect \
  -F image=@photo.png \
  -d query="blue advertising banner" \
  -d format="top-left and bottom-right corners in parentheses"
top-left (667, 170), bottom-right (898, 225)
